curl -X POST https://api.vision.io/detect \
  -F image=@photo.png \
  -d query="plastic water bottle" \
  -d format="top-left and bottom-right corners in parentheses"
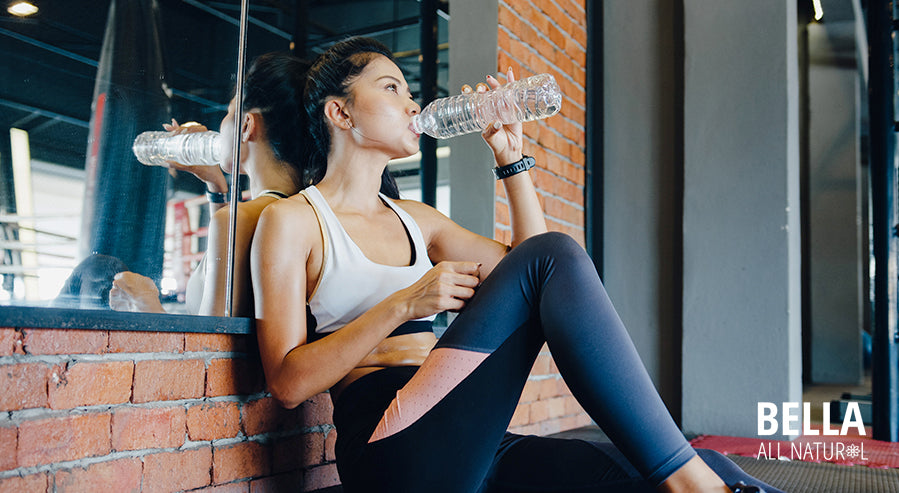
top-left (411, 73), bottom-right (562, 139)
top-left (132, 130), bottom-right (222, 167)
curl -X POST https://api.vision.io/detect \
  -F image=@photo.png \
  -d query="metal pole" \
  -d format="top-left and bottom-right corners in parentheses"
top-left (224, 0), bottom-right (250, 317)
top-left (419, 0), bottom-right (439, 207)
top-left (869, 0), bottom-right (899, 442)
top-left (584, 0), bottom-right (602, 271)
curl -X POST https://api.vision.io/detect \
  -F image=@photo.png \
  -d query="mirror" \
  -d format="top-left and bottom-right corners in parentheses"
top-left (1, 0), bottom-right (449, 316)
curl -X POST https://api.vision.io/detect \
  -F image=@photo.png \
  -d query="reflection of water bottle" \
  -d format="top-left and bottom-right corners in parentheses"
top-left (411, 73), bottom-right (562, 139)
top-left (132, 130), bottom-right (222, 166)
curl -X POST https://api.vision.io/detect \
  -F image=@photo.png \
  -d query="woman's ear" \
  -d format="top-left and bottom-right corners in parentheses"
top-left (241, 112), bottom-right (258, 142)
top-left (323, 98), bottom-right (352, 130)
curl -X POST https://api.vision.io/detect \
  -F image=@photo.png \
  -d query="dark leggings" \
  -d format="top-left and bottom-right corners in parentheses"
top-left (333, 232), bottom-right (782, 493)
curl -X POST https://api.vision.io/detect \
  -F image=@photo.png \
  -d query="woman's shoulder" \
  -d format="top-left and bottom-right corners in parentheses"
top-left (209, 196), bottom-right (281, 230)
top-left (391, 197), bottom-right (443, 220)
top-left (392, 198), bottom-right (455, 230)
top-left (257, 192), bottom-right (319, 230)
top-left (390, 198), bottom-right (457, 243)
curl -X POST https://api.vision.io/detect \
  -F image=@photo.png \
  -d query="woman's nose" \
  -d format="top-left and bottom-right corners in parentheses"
top-left (408, 100), bottom-right (420, 115)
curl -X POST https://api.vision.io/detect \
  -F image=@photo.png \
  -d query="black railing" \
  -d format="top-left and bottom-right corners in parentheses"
top-left (868, 0), bottom-right (899, 442)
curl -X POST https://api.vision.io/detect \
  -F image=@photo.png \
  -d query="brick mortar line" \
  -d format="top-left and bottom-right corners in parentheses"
top-left (494, 218), bottom-right (584, 233)
top-left (1, 392), bottom-right (271, 425)
top-left (496, 188), bottom-right (586, 209)
top-left (533, 168), bottom-right (586, 192)
top-left (0, 441), bottom-right (211, 480)
top-left (0, 351), bottom-right (253, 366)
top-left (520, 135), bottom-right (585, 172)
top-left (499, 1), bottom-right (587, 60)
top-left (546, 0), bottom-right (586, 19)
top-left (520, 135), bottom-right (587, 174)
top-left (495, 42), bottom-right (587, 117)
top-left (535, 188), bottom-right (586, 210)
top-left (531, 0), bottom-right (586, 20)
top-left (497, 19), bottom-right (587, 86)
top-left (0, 426), bottom-right (336, 480)
top-left (528, 115), bottom-right (586, 149)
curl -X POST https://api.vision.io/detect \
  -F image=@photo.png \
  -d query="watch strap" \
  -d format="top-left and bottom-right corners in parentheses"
top-left (493, 155), bottom-right (536, 180)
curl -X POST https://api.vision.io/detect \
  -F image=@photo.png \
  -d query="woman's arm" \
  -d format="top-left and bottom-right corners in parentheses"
top-left (193, 198), bottom-right (274, 317)
top-left (409, 68), bottom-right (548, 280)
top-left (481, 69), bottom-right (548, 244)
top-left (251, 201), bottom-right (480, 408)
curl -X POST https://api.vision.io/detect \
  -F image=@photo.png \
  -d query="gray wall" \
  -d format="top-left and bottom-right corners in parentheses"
top-left (448, 0), bottom-right (498, 238)
top-left (680, 0), bottom-right (802, 438)
top-left (604, 1), bottom-right (804, 437)
top-left (808, 23), bottom-right (864, 385)
top-left (602, 0), bottom-right (681, 409)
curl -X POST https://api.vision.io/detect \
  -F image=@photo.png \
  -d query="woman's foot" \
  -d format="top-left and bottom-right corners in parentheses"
top-left (658, 456), bottom-right (731, 492)
top-left (730, 482), bottom-right (764, 493)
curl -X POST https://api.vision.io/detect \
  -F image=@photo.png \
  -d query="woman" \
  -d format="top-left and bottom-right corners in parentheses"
top-left (251, 37), bottom-right (780, 493)
top-left (109, 52), bottom-right (310, 317)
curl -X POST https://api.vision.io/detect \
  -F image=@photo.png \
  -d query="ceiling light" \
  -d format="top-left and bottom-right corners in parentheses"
top-left (812, 0), bottom-right (824, 21)
top-left (7, 1), bottom-right (39, 17)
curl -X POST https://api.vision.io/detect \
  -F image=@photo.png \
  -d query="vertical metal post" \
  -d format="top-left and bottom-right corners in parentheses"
top-left (0, 131), bottom-right (15, 296)
top-left (869, 0), bottom-right (899, 442)
top-left (419, 0), bottom-right (439, 207)
top-left (292, 0), bottom-right (309, 58)
top-left (223, 0), bottom-right (250, 317)
top-left (584, 0), bottom-right (603, 274)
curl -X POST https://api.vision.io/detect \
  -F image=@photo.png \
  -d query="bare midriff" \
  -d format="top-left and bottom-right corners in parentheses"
top-left (330, 331), bottom-right (437, 402)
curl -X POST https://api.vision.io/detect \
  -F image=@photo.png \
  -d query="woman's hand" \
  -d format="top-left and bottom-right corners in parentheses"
top-left (466, 67), bottom-right (524, 166)
top-left (163, 119), bottom-right (229, 193)
top-left (392, 261), bottom-right (481, 320)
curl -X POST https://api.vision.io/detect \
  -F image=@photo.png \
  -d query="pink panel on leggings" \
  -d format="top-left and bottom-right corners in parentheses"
top-left (368, 347), bottom-right (489, 443)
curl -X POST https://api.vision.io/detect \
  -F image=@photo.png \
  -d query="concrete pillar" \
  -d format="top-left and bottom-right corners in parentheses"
top-left (682, 0), bottom-right (803, 437)
top-left (448, 0), bottom-right (498, 238)
top-left (807, 23), bottom-right (864, 385)
top-left (602, 0), bottom-right (682, 408)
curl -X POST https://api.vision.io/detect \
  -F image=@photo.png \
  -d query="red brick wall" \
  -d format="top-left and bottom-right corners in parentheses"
top-left (496, 0), bottom-right (593, 436)
top-left (0, 4), bottom-right (592, 491)
top-left (0, 327), bottom-right (339, 492)
top-left (495, 0), bottom-right (587, 246)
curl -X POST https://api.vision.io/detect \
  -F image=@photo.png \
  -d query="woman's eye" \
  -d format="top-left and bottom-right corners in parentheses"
top-left (387, 83), bottom-right (398, 92)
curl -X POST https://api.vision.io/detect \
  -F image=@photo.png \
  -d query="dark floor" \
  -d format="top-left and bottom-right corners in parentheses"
top-left (312, 380), bottom-right (895, 493)
top-left (554, 424), bottom-right (899, 493)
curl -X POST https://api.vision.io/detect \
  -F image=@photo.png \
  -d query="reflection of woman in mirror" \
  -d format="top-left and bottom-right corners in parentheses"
top-left (52, 254), bottom-right (128, 309)
top-left (251, 37), bottom-right (780, 493)
top-left (109, 53), bottom-right (310, 317)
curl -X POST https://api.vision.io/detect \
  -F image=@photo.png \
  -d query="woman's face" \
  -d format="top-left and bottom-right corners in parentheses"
top-left (342, 55), bottom-right (421, 159)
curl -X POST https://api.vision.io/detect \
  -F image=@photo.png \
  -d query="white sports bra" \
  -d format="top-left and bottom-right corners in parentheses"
top-left (301, 185), bottom-right (435, 337)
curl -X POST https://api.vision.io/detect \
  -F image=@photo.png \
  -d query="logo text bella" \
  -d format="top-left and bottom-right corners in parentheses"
top-left (755, 402), bottom-right (868, 462)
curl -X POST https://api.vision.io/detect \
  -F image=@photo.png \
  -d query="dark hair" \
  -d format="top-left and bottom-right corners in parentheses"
top-left (304, 37), bottom-right (400, 199)
top-left (242, 52), bottom-right (312, 191)
top-left (53, 254), bottom-right (129, 309)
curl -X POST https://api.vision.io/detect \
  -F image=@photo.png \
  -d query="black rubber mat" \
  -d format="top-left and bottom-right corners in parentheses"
top-left (729, 455), bottom-right (899, 493)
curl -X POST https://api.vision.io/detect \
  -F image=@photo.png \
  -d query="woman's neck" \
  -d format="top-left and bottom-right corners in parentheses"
top-left (246, 148), bottom-right (298, 199)
top-left (317, 148), bottom-right (390, 214)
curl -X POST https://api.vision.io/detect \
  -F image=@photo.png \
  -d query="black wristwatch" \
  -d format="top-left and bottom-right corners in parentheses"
top-left (205, 189), bottom-right (228, 204)
top-left (493, 155), bottom-right (536, 180)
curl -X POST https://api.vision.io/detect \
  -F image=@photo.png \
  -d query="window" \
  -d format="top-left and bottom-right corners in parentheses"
top-left (1, 0), bottom-right (448, 319)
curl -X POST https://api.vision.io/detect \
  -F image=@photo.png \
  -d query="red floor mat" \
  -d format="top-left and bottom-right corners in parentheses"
top-left (690, 427), bottom-right (899, 469)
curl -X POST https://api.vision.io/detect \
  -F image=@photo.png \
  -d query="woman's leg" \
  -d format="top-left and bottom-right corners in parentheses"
top-left (481, 435), bottom-right (785, 493)
top-left (337, 233), bottom-right (758, 492)
top-left (438, 232), bottom-right (694, 484)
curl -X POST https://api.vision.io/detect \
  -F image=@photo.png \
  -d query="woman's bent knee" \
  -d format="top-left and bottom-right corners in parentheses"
top-left (517, 232), bottom-right (592, 269)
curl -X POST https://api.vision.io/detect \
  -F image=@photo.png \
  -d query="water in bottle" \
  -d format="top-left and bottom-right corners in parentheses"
top-left (411, 73), bottom-right (562, 139)
top-left (132, 130), bottom-right (223, 167)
